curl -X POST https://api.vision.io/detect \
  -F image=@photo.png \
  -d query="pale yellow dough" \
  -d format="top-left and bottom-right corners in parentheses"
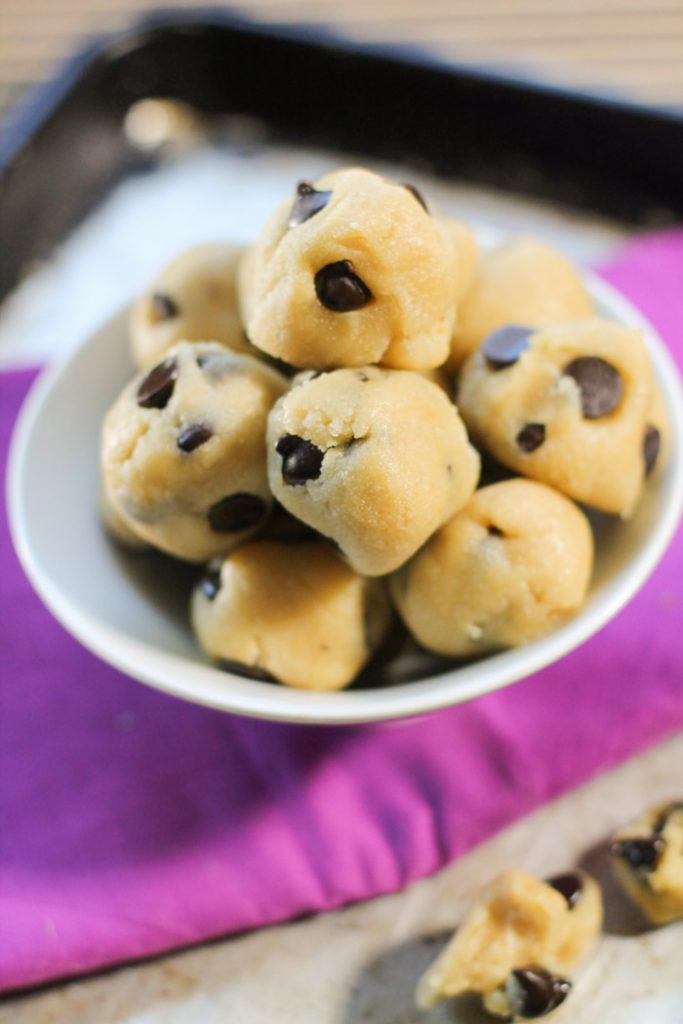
top-left (447, 237), bottom-right (593, 371)
top-left (416, 869), bottom-right (602, 1017)
top-left (130, 243), bottom-right (251, 369)
top-left (101, 341), bottom-right (287, 562)
top-left (391, 480), bottom-right (593, 657)
top-left (239, 167), bottom-right (475, 370)
top-left (457, 318), bottom-right (654, 516)
top-left (611, 802), bottom-right (683, 925)
top-left (191, 541), bottom-right (391, 691)
top-left (267, 368), bottom-right (480, 576)
top-left (99, 487), bottom-right (148, 551)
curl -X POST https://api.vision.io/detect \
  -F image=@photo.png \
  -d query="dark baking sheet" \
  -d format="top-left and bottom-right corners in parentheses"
top-left (1, 9), bottom-right (683, 301)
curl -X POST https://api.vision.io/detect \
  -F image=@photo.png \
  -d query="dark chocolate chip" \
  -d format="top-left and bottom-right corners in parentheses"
top-left (287, 180), bottom-right (332, 228)
top-left (150, 292), bottom-right (179, 321)
top-left (314, 260), bottom-right (372, 312)
top-left (507, 968), bottom-right (572, 1019)
top-left (546, 871), bottom-right (583, 909)
top-left (482, 324), bottom-right (533, 369)
top-left (199, 561), bottom-right (222, 601)
top-left (276, 434), bottom-right (324, 485)
top-left (219, 659), bottom-right (275, 682)
top-left (177, 424), bottom-right (212, 452)
top-left (516, 423), bottom-right (546, 452)
top-left (402, 182), bottom-right (429, 212)
top-left (208, 493), bottom-right (267, 533)
top-left (643, 425), bottom-right (661, 476)
top-left (137, 357), bottom-right (178, 409)
top-left (653, 801), bottom-right (683, 834)
top-left (610, 836), bottom-right (666, 873)
top-left (487, 524), bottom-right (505, 538)
top-left (564, 357), bottom-right (623, 418)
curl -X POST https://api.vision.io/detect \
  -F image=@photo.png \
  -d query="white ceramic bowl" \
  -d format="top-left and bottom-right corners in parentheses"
top-left (7, 272), bottom-right (683, 724)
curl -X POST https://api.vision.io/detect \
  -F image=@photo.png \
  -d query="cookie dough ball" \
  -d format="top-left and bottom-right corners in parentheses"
top-left (102, 342), bottom-right (287, 562)
top-left (130, 244), bottom-right (251, 369)
top-left (239, 167), bottom-right (473, 370)
top-left (391, 480), bottom-right (593, 657)
top-left (441, 214), bottom-right (480, 302)
top-left (267, 368), bottom-right (480, 576)
top-left (192, 541), bottom-right (392, 690)
top-left (99, 487), bottom-right (148, 551)
top-left (457, 319), bottom-right (654, 516)
top-left (447, 238), bottom-right (593, 371)
top-left (610, 801), bottom-right (683, 925)
top-left (416, 869), bottom-right (602, 1018)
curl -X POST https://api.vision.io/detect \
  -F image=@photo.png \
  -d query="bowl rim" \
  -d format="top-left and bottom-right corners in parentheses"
top-left (7, 270), bottom-right (683, 725)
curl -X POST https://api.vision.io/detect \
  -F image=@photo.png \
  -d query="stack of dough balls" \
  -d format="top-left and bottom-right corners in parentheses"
top-left (100, 166), bottom-right (668, 692)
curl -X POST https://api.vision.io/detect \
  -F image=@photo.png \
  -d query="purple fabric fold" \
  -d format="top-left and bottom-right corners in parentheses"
top-left (1, 231), bottom-right (682, 993)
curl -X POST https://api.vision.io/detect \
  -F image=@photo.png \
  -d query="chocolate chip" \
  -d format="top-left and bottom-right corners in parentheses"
top-left (150, 292), bottom-right (179, 321)
top-left (208, 494), bottom-right (267, 533)
top-left (402, 182), bottom-right (429, 212)
top-left (314, 260), bottom-right (372, 312)
top-left (506, 968), bottom-right (572, 1019)
top-left (516, 423), bottom-right (546, 452)
top-left (643, 425), bottom-right (661, 475)
top-left (287, 180), bottom-right (332, 228)
top-left (546, 871), bottom-right (583, 909)
top-left (177, 424), bottom-right (212, 452)
top-left (276, 434), bottom-right (324, 485)
top-left (653, 801), bottom-right (683, 833)
top-left (137, 357), bottom-right (178, 409)
top-left (199, 561), bottom-right (222, 601)
top-left (564, 357), bottom-right (623, 418)
top-left (219, 659), bottom-right (275, 682)
top-left (482, 324), bottom-right (533, 369)
top-left (610, 836), bottom-right (666, 873)
top-left (487, 524), bottom-right (504, 538)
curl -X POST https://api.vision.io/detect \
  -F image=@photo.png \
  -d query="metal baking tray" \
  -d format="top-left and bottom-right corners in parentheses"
top-left (2, 9), bottom-right (683, 302)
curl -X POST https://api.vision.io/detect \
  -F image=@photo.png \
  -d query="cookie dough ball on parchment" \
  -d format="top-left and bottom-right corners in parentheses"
top-left (102, 342), bottom-right (287, 562)
top-left (130, 244), bottom-right (251, 369)
top-left (447, 238), bottom-right (593, 371)
top-left (239, 167), bottom-right (474, 370)
top-left (417, 869), bottom-right (602, 1018)
top-left (267, 368), bottom-right (480, 576)
top-left (457, 319), bottom-right (654, 516)
top-left (610, 801), bottom-right (683, 925)
top-left (391, 480), bottom-right (593, 658)
top-left (191, 541), bottom-right (392, 691)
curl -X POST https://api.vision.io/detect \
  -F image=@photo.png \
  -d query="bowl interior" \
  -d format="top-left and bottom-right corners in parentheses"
top-left (8, 272), bottom-right (683, 724)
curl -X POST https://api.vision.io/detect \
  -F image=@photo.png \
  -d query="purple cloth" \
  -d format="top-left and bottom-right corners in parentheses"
top-left (1, 232), bottom-right (682, 993)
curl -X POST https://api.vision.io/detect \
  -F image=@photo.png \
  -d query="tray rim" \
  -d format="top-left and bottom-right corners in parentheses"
top-left (3, 7), bottom-right (683, 173)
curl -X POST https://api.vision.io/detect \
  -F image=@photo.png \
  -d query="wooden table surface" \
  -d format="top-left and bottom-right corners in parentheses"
top-left (1, 0), bottom-right (683, 126)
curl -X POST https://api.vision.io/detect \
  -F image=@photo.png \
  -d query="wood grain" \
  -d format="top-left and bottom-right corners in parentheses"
top-left (1, 0), bottom-right (682, 126)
